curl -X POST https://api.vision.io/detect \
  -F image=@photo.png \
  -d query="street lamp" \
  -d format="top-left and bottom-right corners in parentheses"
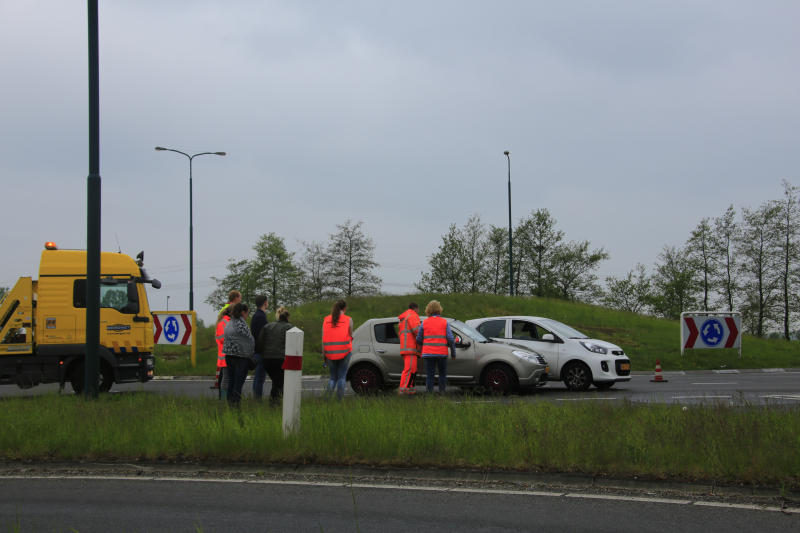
top-left (155, 147), bottom-right (226, 311)
top-left (504, 151), bottom-right (513, 297)
top-left (167, 295), bottom-right (170, 312)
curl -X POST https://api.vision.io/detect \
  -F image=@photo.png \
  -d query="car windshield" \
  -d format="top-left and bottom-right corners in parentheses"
top-left (450, 320), bottom-right (489, 343)
top-left (539, 319), bottom-right (589, 339)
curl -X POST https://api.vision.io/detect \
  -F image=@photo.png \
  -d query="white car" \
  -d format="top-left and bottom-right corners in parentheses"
top-left (465, 316), bottom-right (631, 391)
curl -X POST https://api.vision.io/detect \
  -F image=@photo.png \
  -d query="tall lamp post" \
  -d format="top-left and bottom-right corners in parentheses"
top-left (155, 147), bottom-right (226, 311)
top-left (504, 151), bottom-right (513, 297)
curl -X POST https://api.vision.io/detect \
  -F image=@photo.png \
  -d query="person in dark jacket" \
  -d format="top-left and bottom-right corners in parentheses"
top-left (254, 306), bottom-right (293, 404)
top-left (223, 303), bottom-right (254, 406)
top-left (250, 295), bottom-right (269, 399)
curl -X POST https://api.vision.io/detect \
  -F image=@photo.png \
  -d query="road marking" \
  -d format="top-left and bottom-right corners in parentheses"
top-left (693, 501), bottom-right (786, 512)
top-left (672, 396), bottom-right (730, 400)
top-left (557, 398), bottom-right (620, 401)
top-left (0, 476), bottom-right (793, 513)
top-left (691, 382), bottom-right (738, 385)
top-left (760, 395), bottom-right (800, 400)
top-left (565, 493), bottom-right (691, 504)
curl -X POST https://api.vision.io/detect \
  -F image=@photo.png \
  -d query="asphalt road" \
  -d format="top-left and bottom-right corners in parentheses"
top-left (1, 476), bottom-right (797, 533)
top-left (2, 372), bottom-right (799, 404)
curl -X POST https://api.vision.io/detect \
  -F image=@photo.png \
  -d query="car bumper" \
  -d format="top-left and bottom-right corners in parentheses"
top-left (591, 358), bottom-right (632, 383)
top-left (518, 366), bottom-right (547, 386)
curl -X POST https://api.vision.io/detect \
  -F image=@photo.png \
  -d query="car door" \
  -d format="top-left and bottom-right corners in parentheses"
top-left (370, 319), bottom-right (403, 380)
top-left (509, 319), bottom-right (561, 376)
top-left (447, 326), bottom-right (477, 381)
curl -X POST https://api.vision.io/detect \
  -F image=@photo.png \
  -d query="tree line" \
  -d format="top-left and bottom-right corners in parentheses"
top-left (415, 211), bottom-right (609, 302)
top-left (204, 220), bottom-right (382, 309)
top-left (603, 181), bottom-right (799, 339)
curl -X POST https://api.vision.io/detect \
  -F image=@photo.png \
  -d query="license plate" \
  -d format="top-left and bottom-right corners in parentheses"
top-left (545, 367), bottom-right (550, 373)
top-left (620, 364), bottom-right (630, 371)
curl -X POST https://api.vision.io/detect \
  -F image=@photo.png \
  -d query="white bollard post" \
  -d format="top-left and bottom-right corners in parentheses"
top-left (282, 327), bottom-right (304, 437)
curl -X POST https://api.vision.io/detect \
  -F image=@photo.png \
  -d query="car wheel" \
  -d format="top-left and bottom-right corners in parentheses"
top-left (481, 363), bottom-right (519, 395)
top-left (70, 361), bottom-right (114, 394)
top-left (563, 363), bottom-right (593, 392)
top-left (593, 381), bottom-right (614, 391)
top-left (349, 364), bottom-right (384, 395)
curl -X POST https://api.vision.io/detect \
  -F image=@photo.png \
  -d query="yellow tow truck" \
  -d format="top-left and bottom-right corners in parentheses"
top-left (0, 242), bottom-right (161, 393)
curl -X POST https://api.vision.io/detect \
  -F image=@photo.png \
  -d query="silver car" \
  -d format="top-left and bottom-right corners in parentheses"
top-left (345, 317), bottom-right (549, 395)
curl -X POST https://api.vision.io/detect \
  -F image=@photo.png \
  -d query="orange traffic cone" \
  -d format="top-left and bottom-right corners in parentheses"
top-left (211, 366), bottom-right (221, 389)
top-left (650, 359), bottom-right (668, 383)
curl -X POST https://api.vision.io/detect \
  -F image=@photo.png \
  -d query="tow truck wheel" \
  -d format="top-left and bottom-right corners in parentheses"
top-left (70, 361), bottom-right (115, 394)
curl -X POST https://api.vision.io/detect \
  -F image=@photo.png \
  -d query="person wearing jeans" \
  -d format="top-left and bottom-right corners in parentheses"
top-left (415, 300), bottom-right (456, 394)
top-left (255, 306), bottom-right (294, 404)
top-left (223, 303), bottom-right (254, 406)
top-left (322, 299), bottom-right (353, 401)
top-left (250, 295), bottom-right (269, 399)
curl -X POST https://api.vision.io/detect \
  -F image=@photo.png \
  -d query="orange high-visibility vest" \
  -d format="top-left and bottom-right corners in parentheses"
top-left (422, 316), bottom-right (449, 356)
top-left (398, 310), bottom-right (421, 356)
top-left (322, 314), bottom-right (352, 361)
top-left (215, 316), bottom-right (230, 368)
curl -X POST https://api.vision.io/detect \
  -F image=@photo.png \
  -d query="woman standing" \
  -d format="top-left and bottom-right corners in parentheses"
top-left (214, 306), bottom-right (232, 400)
top-left (415, 300), bottom-right (456, 394)
top-left (322, 299), bottom-right (352, 400)
top-left (223, 303), bottom-right (254, 405)
top-left (254, 306), bottom-right (294, 403)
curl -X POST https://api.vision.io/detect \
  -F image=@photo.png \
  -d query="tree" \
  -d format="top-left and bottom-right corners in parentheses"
top-left (205, 259), bottom-right (257, 311)
top-left (650, 246), bottom-right (699, 320)
top-left (773, 180), bottom-right (800, 340)
top-left (0, 287), bottom-right (8, 300)
top-left (250, 233), bottom-right (302, 307)
top-left (686, 218), bottom-right (716, 311)
top-left (710, 205), bottom-right (741, 312)
top-left (326, 220), bottom-right (382, 297)
top-left (603, 263), bottom-right (652, 314)
top-left (738, 203), bottom-right (782, 338)
top-left (297, 240), bottom-right (333, 302)
top-left (552, 240), bottom-right (609, 302)
top-left (484, 225), bottom-right (509, 295)
top-left (416, 223), bottom-right (467, 293)
top-left (515, 209), bottom-right (564, 297)
top-left (460, 214), bottom-right (489, 293)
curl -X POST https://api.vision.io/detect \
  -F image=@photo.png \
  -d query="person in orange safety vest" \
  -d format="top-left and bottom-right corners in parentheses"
top-left (398, 302), bottom-right (421, 395)
top-left (215, 306), bottom-right (232, 400)
top-left (322, 299), bottom-right (353, 401)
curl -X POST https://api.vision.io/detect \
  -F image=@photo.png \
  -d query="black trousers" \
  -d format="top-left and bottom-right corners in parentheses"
top-left (262, 358), bottom-right (285, 401)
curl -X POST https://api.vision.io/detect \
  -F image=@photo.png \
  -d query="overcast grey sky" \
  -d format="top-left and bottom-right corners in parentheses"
top-left (1, 0), bottom-right (798, 323)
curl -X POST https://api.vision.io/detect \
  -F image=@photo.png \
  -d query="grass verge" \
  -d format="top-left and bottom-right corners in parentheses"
top-left (2, 392), bottom-right (799, 486)
top-left (155, 293), bottom-right (800, 376)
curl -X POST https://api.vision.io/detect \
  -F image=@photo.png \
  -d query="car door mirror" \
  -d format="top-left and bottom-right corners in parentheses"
top-left (127, 282), bottom-right (138, 302)
top-left (541, 333), bottom-right (555, 342)
top-left (456, 341), bottom-right (471, 349)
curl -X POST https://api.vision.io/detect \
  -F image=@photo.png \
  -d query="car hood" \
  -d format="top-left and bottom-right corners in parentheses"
top-left (491, 339), bottom-right (543, 356)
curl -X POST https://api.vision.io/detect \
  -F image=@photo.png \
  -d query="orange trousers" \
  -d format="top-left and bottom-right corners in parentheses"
top-left (400, 355), bottom-right (418, 390)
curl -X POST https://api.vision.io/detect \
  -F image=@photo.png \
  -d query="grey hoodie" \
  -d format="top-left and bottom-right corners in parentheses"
top-left (223, 317), bottom-right (254, 358)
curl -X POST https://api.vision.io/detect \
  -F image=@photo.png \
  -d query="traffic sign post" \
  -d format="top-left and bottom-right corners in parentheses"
top-left (153, 311), bottom-right (197, 367)
top-left (680, 311), bottom-right (741, 357)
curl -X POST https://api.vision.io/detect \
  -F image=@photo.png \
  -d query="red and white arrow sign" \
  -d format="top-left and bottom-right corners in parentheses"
top-left (682, 315), bottom-right (740, 350)
top-left (152, 313), bottom-right (194, 345)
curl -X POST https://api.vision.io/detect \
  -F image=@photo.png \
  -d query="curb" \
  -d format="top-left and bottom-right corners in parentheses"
top-left (0, 460), bottom-right (793, 500)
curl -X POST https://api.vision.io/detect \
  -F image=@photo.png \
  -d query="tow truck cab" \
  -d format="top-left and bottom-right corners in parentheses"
top-left (0, 243), bottom-right (160, 393)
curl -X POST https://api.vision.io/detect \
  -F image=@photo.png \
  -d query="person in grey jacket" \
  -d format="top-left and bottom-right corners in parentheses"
top-left (223, 303), bottom-right (254, 405)
top-left (254, 306), bottom-right (293, 404)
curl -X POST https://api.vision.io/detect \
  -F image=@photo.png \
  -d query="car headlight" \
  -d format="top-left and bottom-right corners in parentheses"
top-left (579, 341), bottom-right (607, 355)
top-left (512, 350), bottom-right (544, 364)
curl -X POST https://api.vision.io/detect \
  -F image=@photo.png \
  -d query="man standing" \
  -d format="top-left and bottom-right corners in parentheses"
top-left (250, 295), bottom-right (269, 399)
top-left (398, 303), bottom-right (421, 395)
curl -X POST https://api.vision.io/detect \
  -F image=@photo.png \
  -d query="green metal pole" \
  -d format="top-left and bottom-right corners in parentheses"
top-left (85, 0), bottom-right (101, 399)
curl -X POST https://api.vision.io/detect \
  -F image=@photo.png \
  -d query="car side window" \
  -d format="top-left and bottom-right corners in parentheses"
top-left (477, 320), bottom-right (506, 338)
top-left (511, 320), bottom-right (538, 341)
top-left (373, 323), bottom-right (400, 344)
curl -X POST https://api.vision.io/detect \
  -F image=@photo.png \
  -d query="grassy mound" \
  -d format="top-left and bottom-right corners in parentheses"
top-left (155, 294), bottom-right (800, 376)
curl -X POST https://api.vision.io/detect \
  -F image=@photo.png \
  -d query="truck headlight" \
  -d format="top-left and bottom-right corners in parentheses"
top-left (579, 341), bottom-right (607, 355)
